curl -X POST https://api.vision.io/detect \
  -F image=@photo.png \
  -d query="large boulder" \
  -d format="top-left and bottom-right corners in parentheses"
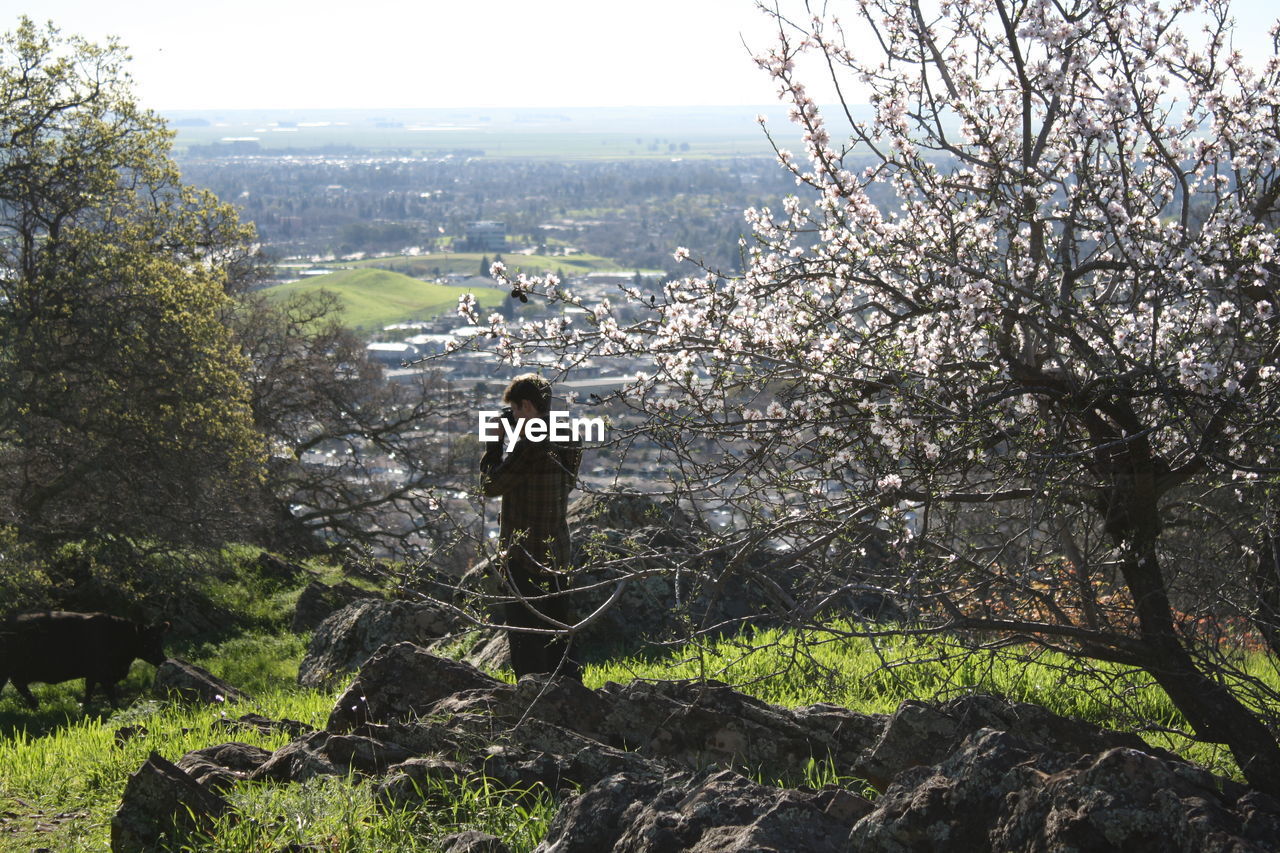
top-left (849, 728), bottom-right (1280, 852)
top-left (153, 658), bottom-right (251, 705)
top-left (459, 492), bottom-right (764, 661)
top-left (426, 628), bottom-right (511, 672)
top-left (111, 751), bottom-right (230, 852)
top-left (298, 600), bottom-right (459, 689)
top-left (596, 678), bottom-right (884, 783)
top-left (292, 579), bottom-right (380, 633)
top-left (327, 643), bottom-right (504, 731)
top-left (537, 768), bottom-right (868, 853)
top-left (176, 742), bottom-right (274, 793)
top-left (858, 692), bottom-right (1158, 790)
top-left (250, 730), bottom-right (415, 783)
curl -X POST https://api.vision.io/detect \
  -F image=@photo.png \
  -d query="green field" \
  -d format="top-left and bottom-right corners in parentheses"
top-left (263, 268), bottom-right (504, 331)
top-left (350, 250), bottom-right (627, 279)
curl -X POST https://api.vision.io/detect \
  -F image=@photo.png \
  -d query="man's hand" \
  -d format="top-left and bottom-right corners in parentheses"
top-left (481, 437), bottom-right (503, 471)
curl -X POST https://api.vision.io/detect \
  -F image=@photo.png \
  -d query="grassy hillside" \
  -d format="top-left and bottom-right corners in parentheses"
top-left (3, 544), bottom-right (1269, 851)
top-left (2, 612), bottom-right (1266, 850)
top-left (263, 268), bottom-right (504, 331)
top-left (349, 250), bottom-right (626, 279)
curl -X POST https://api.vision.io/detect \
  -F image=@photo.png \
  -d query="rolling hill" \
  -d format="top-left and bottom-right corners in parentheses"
top-left (263, 268), bottom-right (505, 330)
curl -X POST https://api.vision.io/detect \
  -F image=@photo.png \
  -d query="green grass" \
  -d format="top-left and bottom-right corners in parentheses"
top-left (188, 771), bottom-right (557, 852)
top-left (584, 625), bottom-right (1252, 778)
top-left (262, 268), bottom-right (504, 331)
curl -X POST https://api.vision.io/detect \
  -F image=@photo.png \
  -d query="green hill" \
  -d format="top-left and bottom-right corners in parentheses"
top-left (350, 250), bottom-right (623, 278)
top-left (264, 268), bottom-right (504, 330)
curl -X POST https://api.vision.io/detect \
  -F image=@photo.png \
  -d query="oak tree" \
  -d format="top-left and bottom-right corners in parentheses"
top-left (0, 19), bottom-right (262, 546)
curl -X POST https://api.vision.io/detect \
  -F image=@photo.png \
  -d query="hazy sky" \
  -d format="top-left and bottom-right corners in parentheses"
top-left (3, 0), bottom-right (1278, 111)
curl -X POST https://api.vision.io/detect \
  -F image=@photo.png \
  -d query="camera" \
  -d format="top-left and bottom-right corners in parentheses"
top-left (500, 406), bottom-right (515, 424)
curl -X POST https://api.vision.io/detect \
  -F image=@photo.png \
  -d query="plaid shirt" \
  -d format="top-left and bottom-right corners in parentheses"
top-left (481, 436), bottom-right (582, 576)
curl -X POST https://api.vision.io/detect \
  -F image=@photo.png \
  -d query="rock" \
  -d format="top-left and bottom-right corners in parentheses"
top-left (292, 579), bottom-right (379, 633)
top-left (596, 678), bottom-right (884, 782)
top-left (176, 742), bottom-right (274, 792)
top-left (561, 493), bottom-right (714, 655)
top-left (440, 830), bottom-right (511, 853)
top-left (375, 756), bottom-right (472, 809)
top-left (212, 712), bottom-right (314, 740)
top-left (427, 673), bottom-right (614, 744)
top-left (327, 643), bottom-right (504, 731)
top-left (250, 730), bottom-right (414, 783)
top-left (255, 552), bottom-right (313, 584)
top-left (538, 768), bottom-right (866, 853)
top-left (110, 751), bottom-right (230, 852)
top-left (535, 772), bottom-right (664, 853)
top-left (298, 600), bottom-right (459, 689)
top-left (428, 629), bottom-right (511, 671)
top-left (566, 491), bottom-right (698, 533)
top-left (848, 728), bottom-right (1280, 852)
top-left (153, 658), bottom-right (251, 705)
top-left (113, 725), bottom-right (147, 747)
top-left (858, 693), bottom-right (1157, 790)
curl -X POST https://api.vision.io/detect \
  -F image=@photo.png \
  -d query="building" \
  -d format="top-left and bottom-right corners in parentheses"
top-left (463, 221), bottom-right (506, 252)
top-left (366, 342), bottom-right (420, 366)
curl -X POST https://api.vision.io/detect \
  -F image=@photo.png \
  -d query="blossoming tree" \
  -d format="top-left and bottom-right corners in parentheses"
top-left (464, 0), bottom-right (1280, 794)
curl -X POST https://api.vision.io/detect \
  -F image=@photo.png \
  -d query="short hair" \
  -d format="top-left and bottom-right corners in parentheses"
top-left (503, 373), bottom-right (553, 413)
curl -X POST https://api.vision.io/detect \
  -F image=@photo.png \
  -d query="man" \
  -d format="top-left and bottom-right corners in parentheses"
top-left (480, 373), bottom-right (583, 679)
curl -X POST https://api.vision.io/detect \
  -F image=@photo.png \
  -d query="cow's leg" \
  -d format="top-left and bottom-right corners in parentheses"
top-left (83, 679), bottom-right (97, 706)
top-left (102, 681), bottom-right (119, 708)
top-left (14, 681), bottom-right (38, 710)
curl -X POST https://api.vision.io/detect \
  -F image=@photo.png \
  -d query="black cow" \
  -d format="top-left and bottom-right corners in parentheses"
top-left (0, 611), bottom-right (170, 709)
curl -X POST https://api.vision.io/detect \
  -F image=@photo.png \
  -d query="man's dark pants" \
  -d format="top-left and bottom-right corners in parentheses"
top-left (503, 568), bottom-right (580, 680)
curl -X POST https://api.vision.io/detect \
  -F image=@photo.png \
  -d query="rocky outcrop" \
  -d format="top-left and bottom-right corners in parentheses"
top-left (153, 658), bottom-right (252, 705)
top-left (110, 751), bottom-right (230, 852)
top-left (857, 692), bottom-right (1157, 789)
top-left (297, 599), bottom-right (459, 689)
top-left (440, 830), bottom-right (511, 853)
top-left (327, 641), bottom-right (504, 730)
top-left (254, 552), bottom-right (314, 585)
top-left (849, 728), bottom-right (1280, 852)
top-left (540, 768), bottom-right (869, 853)
top-left (176, 742), bottom-right (274, 792)
top-left (292, 579), bottom-right (380, 633)
top-left (249, 730), bottom-right (415, 783)
top-left (114, 644), bottom-right (1280, 852)
top-left (427, 629), bottom-right (511, 671)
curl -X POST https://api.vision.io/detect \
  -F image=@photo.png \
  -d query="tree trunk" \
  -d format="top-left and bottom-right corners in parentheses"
top-left (1119, 526), bottom-right (1280, 797)
top-left (1250, 511), bottom-right (1280, 658)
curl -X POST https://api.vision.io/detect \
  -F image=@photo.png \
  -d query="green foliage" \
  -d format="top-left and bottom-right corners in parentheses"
top-left (0, 527), bottom-right (54, 613)
top-left (0, 18), bottom-right (264, 547)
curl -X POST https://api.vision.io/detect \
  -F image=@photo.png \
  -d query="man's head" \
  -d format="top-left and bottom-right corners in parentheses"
top-left (503, 373), bottom-right (553, 419)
